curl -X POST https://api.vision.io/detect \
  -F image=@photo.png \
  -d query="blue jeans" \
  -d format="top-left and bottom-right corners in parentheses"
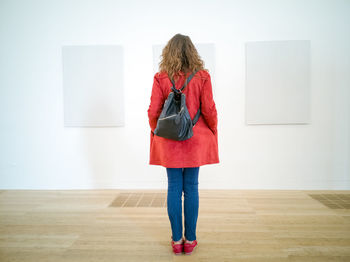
top-left (166, 167), bottom-right (200, 242)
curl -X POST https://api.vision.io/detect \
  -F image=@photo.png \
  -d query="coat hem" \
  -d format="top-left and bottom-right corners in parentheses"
top-left (149, 160), bottom-right (220, 168)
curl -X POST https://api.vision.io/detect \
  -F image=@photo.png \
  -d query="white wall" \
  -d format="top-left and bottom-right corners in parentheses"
top-left (0, 0), bottom-right (349, 190)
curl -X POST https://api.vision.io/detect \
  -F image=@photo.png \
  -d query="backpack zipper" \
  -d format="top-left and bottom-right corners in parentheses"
top-left (159, 114), bottom-right (176, 120)
top-left (159, 107), bottom-right (184, 120)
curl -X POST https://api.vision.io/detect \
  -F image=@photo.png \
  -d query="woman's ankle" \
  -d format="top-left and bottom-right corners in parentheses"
top-left (184, 237), bottom-right (195, 243)
top-left (173, 238), bottom-right (183, 244)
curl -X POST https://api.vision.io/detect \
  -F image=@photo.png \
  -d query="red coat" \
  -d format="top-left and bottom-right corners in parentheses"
top-left (147, 69), bottom-right (219, 168)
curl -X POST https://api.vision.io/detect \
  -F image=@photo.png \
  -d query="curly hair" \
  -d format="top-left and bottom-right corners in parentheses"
top-left (158, 33), bottom-right (208, 81)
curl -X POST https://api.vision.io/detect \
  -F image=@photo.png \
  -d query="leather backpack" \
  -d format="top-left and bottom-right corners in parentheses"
top-left (154, 70), bottom-right (201, 141)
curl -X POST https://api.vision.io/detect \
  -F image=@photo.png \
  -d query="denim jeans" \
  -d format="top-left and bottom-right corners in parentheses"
top-left (166, 167), bottom-right (200, 242)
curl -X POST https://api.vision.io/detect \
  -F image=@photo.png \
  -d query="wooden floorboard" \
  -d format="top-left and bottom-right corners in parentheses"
top-left (0, 189), bottom-right (349, 261)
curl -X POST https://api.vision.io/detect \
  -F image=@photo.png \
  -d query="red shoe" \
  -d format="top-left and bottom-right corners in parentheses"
top-left (170, 236), bottom-right (184, 255)
top-left (184, 239), bottom-right (198, 255)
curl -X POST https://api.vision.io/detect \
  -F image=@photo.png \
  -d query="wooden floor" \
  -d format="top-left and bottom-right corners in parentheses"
top-left (0, 189), bottom-right (350, 261)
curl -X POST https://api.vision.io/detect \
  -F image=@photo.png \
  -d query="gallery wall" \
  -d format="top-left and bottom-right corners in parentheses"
top-left (0, 0), bottom-right (349, 189)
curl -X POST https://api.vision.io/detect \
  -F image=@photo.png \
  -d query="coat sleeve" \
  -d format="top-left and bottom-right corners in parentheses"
top-left (147, 73), bottom-right (164, 133)
top-left (200, 73), bottom-right (218, 135)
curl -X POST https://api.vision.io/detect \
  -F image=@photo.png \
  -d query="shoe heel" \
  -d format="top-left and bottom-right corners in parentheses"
top-left (171, 243), bottom-right (183, 255)
top-left (171, 236), bottom-right (184, 255)
top-left (184, 240), bottom-right (197, 255)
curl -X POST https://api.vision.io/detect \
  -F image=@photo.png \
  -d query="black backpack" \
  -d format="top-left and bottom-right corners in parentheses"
top-left (154, 70), bottom-right (201, 141)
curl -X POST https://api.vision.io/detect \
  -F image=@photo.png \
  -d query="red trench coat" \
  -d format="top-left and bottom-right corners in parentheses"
top-left (147, 69), bottom-right (219, 168)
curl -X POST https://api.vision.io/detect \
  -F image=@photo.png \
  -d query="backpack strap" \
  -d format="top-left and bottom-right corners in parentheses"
top-left (170, 70), bottom-right (201, 125)
top-left (189, 70), bottom-right (201, 125)
top-left (170, 70), bottom-right (199, 93)
top-left (192, 105), bottom-right (201, 126)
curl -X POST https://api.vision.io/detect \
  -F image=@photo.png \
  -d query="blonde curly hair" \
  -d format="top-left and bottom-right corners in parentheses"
top-left (158, 33), bottom-right (208, 81)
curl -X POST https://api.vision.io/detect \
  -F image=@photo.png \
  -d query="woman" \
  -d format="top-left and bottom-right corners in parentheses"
top-left (147, 33), bottom-right (219, 255)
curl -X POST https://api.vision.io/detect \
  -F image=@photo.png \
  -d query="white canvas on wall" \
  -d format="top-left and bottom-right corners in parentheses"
top-left (152, 43), bottom-right (215, 81)
top-left (62, 45), bottom-right (124, 127)
top-left (245, 40), bottom-right (311, 125)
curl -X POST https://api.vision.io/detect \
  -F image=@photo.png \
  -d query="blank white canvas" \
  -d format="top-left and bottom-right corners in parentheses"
top-left (245, 40), bottom-right (311, 125)
top-left (152, 43), bottom-right (215, 81)
top-left (62, 45), bottom-right (124, 127)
